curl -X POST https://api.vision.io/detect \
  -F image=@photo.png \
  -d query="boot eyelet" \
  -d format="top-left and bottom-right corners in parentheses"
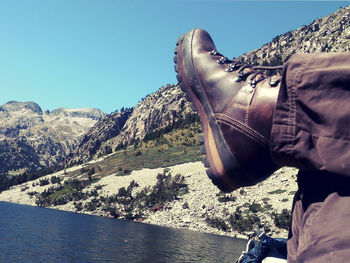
top-left (269, 76), bottom-right (280, 87)
top-left (234, 76), bottom-right (242, 82)
top-left (225, 64), bottom-right (239, 72)
top-left (234, 71), bottom-right (245, 82)
top-left (217, 57), bottom-right (228, 64)
top-left (249, 79), bottom-right (256, 88)
top-left (242, 85), bottom-right (254, 93)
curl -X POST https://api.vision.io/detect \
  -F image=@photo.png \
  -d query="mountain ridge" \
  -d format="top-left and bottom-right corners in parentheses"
top-left (0, 101), bottom-right (106, 179)
top-left (66, 83), bottom-right (194, 165)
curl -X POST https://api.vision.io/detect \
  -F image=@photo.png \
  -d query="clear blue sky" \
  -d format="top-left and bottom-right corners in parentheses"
top-left (0, 1), bottom-right (348, 113)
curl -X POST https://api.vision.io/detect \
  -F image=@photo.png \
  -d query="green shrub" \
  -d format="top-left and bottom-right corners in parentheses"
top-left (35, 179), bottom-right (91, 207)
top-left (123, 169), bottom-right (132, 175)
top-left (144, 171), bottom-right (188, 207)
top-left (206, 216), bottom-right (229, 231)
top-left (182, 202), bottom-right (189, 209)
top-left (74, 201), bottom-right (83, 211)
top-left (268, 189), bottom-right (287, 195)
top-left (21, 185), bottom-right (29, 192)
top-left (64, 179), bottom-right (90, 191)
top-left (27, 191), bottom-right (38, 197)
top-left (229, 208), bottom-right (260, 233)
top-left (84, 198), bottom-right (101, 211)
top-left (104, 146), bottom-right (112, 155)
top-left (87, 167), bottom-right (95, 176)
top-left (117, 187), bottom-right (128, 197)
top-left (94, 185), bottom-right (103, 191)
top-left (39, 178), bottom-right (50, 186)
top-left (50, 176), bottom-right (62, 185)
top-left (89, 189), bottom-right (99, 197)
top-left (262, 197), bottom-right (270, 204)
top-left (248, 202), bottom-right (263, 213)
top-left (272, 209), bottom-right (291, 230)
top-left (216, 191), bottom-right (236, 202)
top-left (264, 204), bottom-right (273, 210)
top-left (53, 196), bottom-right (68, 206)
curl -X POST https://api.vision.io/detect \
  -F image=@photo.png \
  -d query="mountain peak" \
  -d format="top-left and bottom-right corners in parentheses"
top-left (1, 101), bottom-right (43, 115)
top-left (49, 107), bottom-right (106, 120)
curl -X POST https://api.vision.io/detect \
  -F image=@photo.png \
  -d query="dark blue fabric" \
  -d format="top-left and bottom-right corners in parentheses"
top-left (237, 234), bottom-right (287, 263)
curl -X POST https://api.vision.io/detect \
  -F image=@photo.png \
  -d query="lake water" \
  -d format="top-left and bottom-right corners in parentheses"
top-left (0, 202), bottom-right (247, 263)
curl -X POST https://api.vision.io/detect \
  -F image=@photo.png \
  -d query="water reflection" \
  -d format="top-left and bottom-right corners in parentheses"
top-left (0, 202), bottom-right (246, 262)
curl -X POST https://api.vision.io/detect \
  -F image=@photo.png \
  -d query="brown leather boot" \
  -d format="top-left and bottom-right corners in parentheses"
top-left (174, 28), bottom-right (282, 192)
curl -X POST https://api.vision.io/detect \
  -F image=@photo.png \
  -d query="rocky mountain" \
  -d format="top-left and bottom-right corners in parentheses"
top-left (236, 6), bottom-right (350, 66)
top-left (66, 109), bottom-right (133, 166)
top-left (0, 101), bottom-right (105, 178)
top-left (66, 84), bottom-right (194, 164)
top-left (111, 84), bottom-right (193, 147)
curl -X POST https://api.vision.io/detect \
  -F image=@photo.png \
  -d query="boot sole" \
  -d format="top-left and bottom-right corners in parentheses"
top-left (174, 29), bottom-right (243, 192)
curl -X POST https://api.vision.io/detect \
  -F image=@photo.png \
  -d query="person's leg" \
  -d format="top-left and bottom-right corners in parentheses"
top-left (271, 56), bottom-right (350, 261)
top-left (175, 28), bottom-right (350, 189)
top-left (288, 170), bottom-right (350, 262)
top-left (271, 53), bottom-right (350, 176)
top-left (174, 28), bottom-right (350, 263)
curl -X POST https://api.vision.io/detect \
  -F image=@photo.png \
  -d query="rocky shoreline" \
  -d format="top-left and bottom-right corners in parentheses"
top-left (0, 161), bottom-right (298, 239)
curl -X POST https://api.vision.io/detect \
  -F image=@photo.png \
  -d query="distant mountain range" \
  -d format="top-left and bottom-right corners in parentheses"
top-left (0, 101), bottom-right (105, 178)
top-left (0, 83), bottom-right (194, 181)
top-left (1, 6), bottom-right (349, 185)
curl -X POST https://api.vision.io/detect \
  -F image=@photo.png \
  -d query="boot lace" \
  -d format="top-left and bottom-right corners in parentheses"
top-left (209, 50), bottom-right (283, 90)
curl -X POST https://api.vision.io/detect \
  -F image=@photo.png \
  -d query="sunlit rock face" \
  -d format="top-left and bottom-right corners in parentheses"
top-left (66, 83), bottom-right (195, 165)
top-left (236, 6), bottom-right (350, 66)
top-left (0, 101), bottom-right (105, 177)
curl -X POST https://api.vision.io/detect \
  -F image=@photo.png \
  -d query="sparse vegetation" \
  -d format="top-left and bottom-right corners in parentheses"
top-left (144, 171), bottom-right (188, 207)
top-left (268, 189), bottom-right (287, 195)
top-left (66, 120), bottom-right (202, 179)
top-left (50, 176), bottom-right (62, 185)
top-left (229, 207), bottom-right (261, 233)
top-left (272, 209), bottom-right (291, 230)
top-left (206, 215), bottom-right (229, 231)
top-left (248, 202), bottom-right (263, 213)
top-left (216, 191), bottom-right (236, 202)
top-left (33, 170), bottom-right (188, 221)
top-left (182, 202), bottom-right (189, 209)
top-left (20, 185), bottom-right (29, 192)
top-left (27, 191), bottom-right (38, 197)
top-left (39, 178), bottom-right (50, 186)
top-left (262, 197), bottom-right (270, 204)
top-left (35, 179), bottom-right (92, 207)
top-left (142, 114), bottom-right (200, 142)
top-left (205, 203), bottom-right (263, 234)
